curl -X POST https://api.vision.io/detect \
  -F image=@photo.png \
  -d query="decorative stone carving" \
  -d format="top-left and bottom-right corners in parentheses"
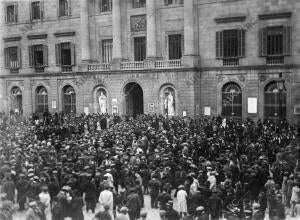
top-left (238, 74), bottom-right (246, 82)
top-left (259, 75), bottom-right (267, 82)
top-left (218, 75), bottom-right (224, 83)
top-left (130, 15), bottom-right (146, 32)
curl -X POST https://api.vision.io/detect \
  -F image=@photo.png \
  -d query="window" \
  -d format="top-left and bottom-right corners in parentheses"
top-left (216, 29), bottom-right (245, 66)
top-left (222, 82), bottom-right (242, 118)
top-left (36, 86), bottom-right (48, 113)
top-left (55, 42), bottom-right (75, 71)
top-left (63, 86), bottom-right (76, 113)
top-left (29, 45), bottom-right (48, 71)
top-left (4, 46), bottom-right (21, 71)
top-left (134, 37), bottom-right (146, 61)
top-left (6, 4), bottom-right (18, 23)
top-left (11, 87), bottom-right (22, 114)
top-left (100, 0), bottom-right (112, 12)
top-left (264, 81), bottom-right (287, 119)
top-left (132, 0), bottom-right (146, 8)
top-left (102, 39), bottom-right (113, 63)
top-left (259, 26), bottom-right (292, 64)
top-left (164, 0), bottom-right (183, 6)
top-left (168, 34), bottom-right (182, 60)
top-left (59, 0), bottom-right (71, 17)
top-left (31, 1), bottom-right (43, 20)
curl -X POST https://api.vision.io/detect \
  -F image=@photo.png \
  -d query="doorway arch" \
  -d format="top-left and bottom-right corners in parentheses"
top-left (124, 82), bottom-right (144, 116)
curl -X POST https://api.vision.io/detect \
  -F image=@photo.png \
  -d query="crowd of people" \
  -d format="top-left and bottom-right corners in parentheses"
top-left (0, 111), bottom-right (299, 220)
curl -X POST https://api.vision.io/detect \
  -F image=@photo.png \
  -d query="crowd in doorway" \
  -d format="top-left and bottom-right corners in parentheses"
top-left (0, 112), bottom-right (299, 220)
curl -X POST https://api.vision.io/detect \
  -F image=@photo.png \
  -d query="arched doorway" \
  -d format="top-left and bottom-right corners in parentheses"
top-left (264, 81), bottom-right (287, 119)
top-left (222, 82), bottom-right (242, 118)
top-left (36, 86), bottom-right (48, 113)
top-left (62, 85), bottom-right (76, 113)
top-left (10, 86), bottom-right (22, 114)
top-left (124, 82), bottom-right (144, 115)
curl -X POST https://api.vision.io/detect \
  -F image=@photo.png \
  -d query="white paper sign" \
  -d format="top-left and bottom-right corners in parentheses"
top-left (248, 98), bottom-right (257, 114)
top-left (84, 107), bottom-right (89, 115)
top-left (204, 106), bottom-right (211, 116)
top-left (52, 101), bottom-right (57, 109)
top-left (182, 111), bottom-right (187, 117)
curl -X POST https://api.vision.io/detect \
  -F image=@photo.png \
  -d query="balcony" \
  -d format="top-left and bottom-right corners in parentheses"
top-left (155, 59), bottom-right (182, 69)
top-left (87, 59), bottom-right (183, 72)
top-left (61, 65), bottom-right (73, 73)
top-left (120, 61), bottom-right (144, 70)
top-left (266, 56), bottom-right (284, 65)
top-left (88, 63), bottom-right (111, 71)
top-left (9, 61), bottom-right (20, 73)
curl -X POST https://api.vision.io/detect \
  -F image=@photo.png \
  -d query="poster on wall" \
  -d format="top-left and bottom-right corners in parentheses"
top-left (204, 106), bottom-right (211, 116)
top-left (195, 105), bottom-right (200, 115)
top-left (52, 100), bottom-right (57, 109)
top-left (247, 98), bottom-right (257, 114)
top-left (294, 104), bottom-right (300, 114)
top-left (112, 105), bottom-right (118, 114)
top-left (182, 111), bottom-right (187, 117)
top-left (84, 107), bottom-right (89, 115)
top-left (148, 103), bottom-right (155, 113)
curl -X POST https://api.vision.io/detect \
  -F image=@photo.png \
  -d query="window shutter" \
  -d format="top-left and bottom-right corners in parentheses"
top-left (238, 29), bottom-right (245, 57)
top-left (216, 31), bottom-right (223, 58)
top-left (17, 47), bottom-right (21, 68)
top-left (259, 28), bottom-right (268, 57)
top-left (28, 46), bottom-right (34, 67)
top-left (71, 43), bottom-right (76, 66)
top-left (14, 3), bottom-right (18, 22)
top-left (30, 1), bottom-right (33, 21)
top-left (283, 26), bottom-right (292, 56)
top-left (55, 43), bottom-right (61, 66)
top-left (4, 48), bottom-right (9, 68)
top-left (40, 0), bottom-right (44, 19)
top-left (43, 45), bottom-right (48, 66)
top-left (68, 0), bottom-right (72, 16)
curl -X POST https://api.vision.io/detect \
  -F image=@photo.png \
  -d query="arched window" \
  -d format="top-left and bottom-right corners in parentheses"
top-left (11, 87), bottom-right (22, 114)
top-left (63, 85), bottom-right (76, 113)
top-left (222, 82), bottom-right (242, 118)
top-left (264, 81), bottom-right (287, 119)
top-left (36, 86), bottom-right (48, 113)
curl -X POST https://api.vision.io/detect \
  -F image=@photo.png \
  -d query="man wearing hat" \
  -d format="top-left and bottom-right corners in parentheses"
top-left (195, 206), bottom-right (208, 220)
top-left (126, 187), bottom-right (142, 220)
top-left (207, 189), bottom-right (222, 220)
top-left (115, 207), bottom-right (129, 220)
top-left (165, 200), bottom-right (180, 220)
top-left (148, 176), bottom-right (160, 208)
top-left (158, 186), bottom-right (172, 211)
top-left (252, 203), bottom-right (264, 220)
top-left (16, 173), bottom-right (28, 210)
top-left (1, 175), bottom-right (15, 203)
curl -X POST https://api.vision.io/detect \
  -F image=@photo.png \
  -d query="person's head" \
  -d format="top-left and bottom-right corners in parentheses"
top-left (120, 206), bottom-right (128, 214)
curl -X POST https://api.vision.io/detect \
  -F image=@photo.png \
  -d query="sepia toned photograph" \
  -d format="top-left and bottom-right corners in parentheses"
top-left (0, 0), bottom-right (300, 219)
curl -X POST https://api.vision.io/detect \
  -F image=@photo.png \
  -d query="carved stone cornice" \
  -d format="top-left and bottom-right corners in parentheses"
top-left (258, 12), bottom-right (292, 20)
top-left (3, 36), bottom-right (22, 42)
top-left (215, 15), bottom-right (246, 23)
top-left (54, 31), bottom-right (76, 37)
top-left (27, 34), bottom-right (47, 40)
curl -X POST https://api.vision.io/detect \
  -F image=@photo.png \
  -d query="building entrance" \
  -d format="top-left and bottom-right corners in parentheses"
top-left (124, 82), bottom-right (144, 116)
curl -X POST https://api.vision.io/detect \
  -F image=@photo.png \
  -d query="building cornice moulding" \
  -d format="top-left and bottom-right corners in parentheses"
top-left (27, 34), bottom-right (48, 40)
top-left (3, 36), bottom-right (22, 42)
top-left (258, 12), bottom-right (292, 20)
top-left (215, 15), bottom-right (246, 23)
top-left (54, 31), bottom-right (76, 37)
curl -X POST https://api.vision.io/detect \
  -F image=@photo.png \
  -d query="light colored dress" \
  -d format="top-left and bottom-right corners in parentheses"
top-left (177, 189), bottom-right (187, 213)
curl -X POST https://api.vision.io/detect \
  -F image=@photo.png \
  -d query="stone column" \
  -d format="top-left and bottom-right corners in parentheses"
top-left (112, 0), bottom-right (122, 67)
top-left (182, 0), bottom-right (199, 67)
top-left (146, 0), bottom-right (156, 58)
top-left (80, 0), bottom-right (90, 61)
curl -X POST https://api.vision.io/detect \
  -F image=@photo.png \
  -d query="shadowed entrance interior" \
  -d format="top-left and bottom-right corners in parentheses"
top-left (124, 82), bottom-right (144, 116)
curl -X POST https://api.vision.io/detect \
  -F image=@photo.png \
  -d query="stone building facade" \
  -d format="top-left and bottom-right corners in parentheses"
top-left (0, 0), bottom-right (300, 123)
